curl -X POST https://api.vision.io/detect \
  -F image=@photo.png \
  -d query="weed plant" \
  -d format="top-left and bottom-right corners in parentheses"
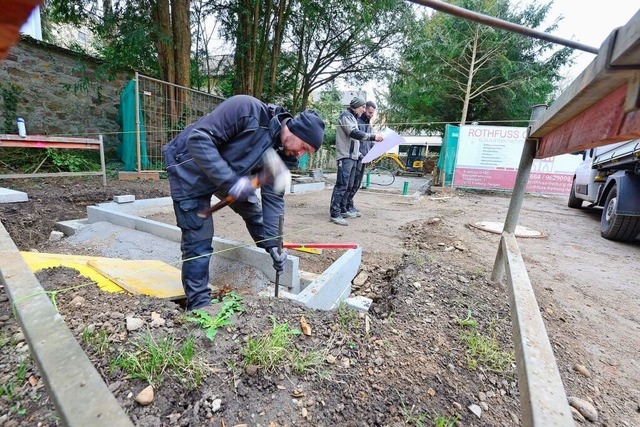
top-left (457, 311), bottom-right (514, 373)
top-left (336, 302), bottom-right (360, 331)
top-left (188, 292), bottom-right (244, 341)
top-left (0, 330), bottom-right (10, 348)
top-left (82, 327), bottom-right (111, 355)
top-left (0, 362), bottom-right (28, 403)
top-left (399, 398), bottom-right (459, 427)
top-left (112, 332), bottom-right (205, 389)
top-left (242, 316), bottom-right (324, 374)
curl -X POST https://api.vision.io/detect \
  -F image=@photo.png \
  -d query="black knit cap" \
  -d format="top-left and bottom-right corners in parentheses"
top-left (287, 110), bottom-right (325, 151)
top-left (350, 96), bottom-right (366, 109)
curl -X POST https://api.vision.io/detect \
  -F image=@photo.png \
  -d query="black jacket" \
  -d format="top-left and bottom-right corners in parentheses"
top-left (163, 95), bottom-right (293, 249)
top-left (357, 115), bottom-right (374, 157)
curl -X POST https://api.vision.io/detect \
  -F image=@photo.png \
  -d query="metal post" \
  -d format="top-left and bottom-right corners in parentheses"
top-left (134, 72), bottom-right (141, 173)
top-left (274, 214), bottom-right (284, 297)
top-left (99, 134), bottom-right (106, 187)
top-left (491, 104), bottom-right (547, 282)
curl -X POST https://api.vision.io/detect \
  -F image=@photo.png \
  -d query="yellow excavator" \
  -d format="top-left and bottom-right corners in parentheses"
top-left (370, 145), bottom-right (427, 176)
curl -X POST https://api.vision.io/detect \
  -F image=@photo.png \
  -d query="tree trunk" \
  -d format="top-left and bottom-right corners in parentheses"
top-left (460, 26), bottom-right (478, 126)
top-left (253, 0), bottom-right (272, 98)
top-left (268, 0), bottom-right (291, 100)
top-left (150, 0), bottom-right (177, 125)
top-left (151, 0), bottom-right (175, 84)
top-left (172, 0), bottom-right (191, 118)
top-left (233, 0), bottom-right (256, 95)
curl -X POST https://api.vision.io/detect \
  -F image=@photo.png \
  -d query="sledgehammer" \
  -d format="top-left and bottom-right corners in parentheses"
top-left (197, 149), bottom-right (291, 218)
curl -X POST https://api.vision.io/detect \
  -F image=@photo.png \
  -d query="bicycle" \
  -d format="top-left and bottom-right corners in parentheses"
top-left (363, 164), bottom-right (395, 187)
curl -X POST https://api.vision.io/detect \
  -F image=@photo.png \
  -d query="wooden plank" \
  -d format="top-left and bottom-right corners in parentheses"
top-left (0, 171), bottom-right (104, 179)
top-left (0, 134), bottom-right (101, 149)
top-left (529, 10), bottom-right (640, 157)
top-left (87, 259), bottom-right (185, 299)
top-left (0, 134), bottom-right (107, 186)
top-left (536, 85), bottom-right (640, 158)
top-left (0, 140), bottom-right (100, 149)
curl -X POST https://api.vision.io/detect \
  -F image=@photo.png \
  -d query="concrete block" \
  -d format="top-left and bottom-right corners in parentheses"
top-left (0, 187), bottom-right (28, 203)
top-left (345, 295), bottom-right (372, 312)
top-left (113, 195), bottom-right (135, 203)
top-left (49, 230), bottom-right (64, 241)
top-left (292, 246), bottom-right (361, 310)
top-left (56, 219), bottom-right (88, 236)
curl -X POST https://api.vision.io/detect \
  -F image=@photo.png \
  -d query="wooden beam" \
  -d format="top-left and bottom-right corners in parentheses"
top-left (536, 85), bottom-right (640, 158)
top-left (530, 9), bottom-right (640, 158)
top-left (0, 134), bottom-right (102, 150)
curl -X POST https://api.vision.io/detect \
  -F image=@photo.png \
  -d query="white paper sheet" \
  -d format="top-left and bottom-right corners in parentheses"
top-left (362, 129), bottom-right (406, 163)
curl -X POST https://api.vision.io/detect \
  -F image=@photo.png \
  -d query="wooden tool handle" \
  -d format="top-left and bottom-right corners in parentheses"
top-left (196, 195), bottom-right (235, 218)
top-left (196, 176), bottom-right (261, 218)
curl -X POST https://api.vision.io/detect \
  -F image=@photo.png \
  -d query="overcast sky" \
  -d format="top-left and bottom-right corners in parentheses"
top-left (546, 1), bottom-right (639, 80)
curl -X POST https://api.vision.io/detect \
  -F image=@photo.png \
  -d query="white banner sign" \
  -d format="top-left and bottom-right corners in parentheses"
top-left (453, 125), bottom-right (581, 195)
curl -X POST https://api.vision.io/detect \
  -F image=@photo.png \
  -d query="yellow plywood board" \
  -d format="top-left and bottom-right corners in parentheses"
top-left (20, 251), bottom-right (123, 293)
top-left (87, 259), bottom-right (185, 299)
top-left (20, 252), bottom-right (185, 299)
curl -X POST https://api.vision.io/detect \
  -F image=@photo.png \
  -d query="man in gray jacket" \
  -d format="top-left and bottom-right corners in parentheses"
top-left (330, 97), bottom-right (383, 225)
top-left (163, 95), bottom-right (324, 311)
top-left (345, 100), bottom-right (377, 217)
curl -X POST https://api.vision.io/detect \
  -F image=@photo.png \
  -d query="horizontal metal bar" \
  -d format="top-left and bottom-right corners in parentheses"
top-left (283, 243), bottom-right (359, 249)
top-left (137, 74), bottom-right (226, 101)
top-left (407, 0), bottom-right (598, 53)
top-left (500, 233), bottom-right (573, 427)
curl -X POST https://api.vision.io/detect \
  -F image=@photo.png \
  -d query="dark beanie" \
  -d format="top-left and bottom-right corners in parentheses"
top-left (287, 110), bottom-right (325, 151)
top-left (350, 96), bottom-right (366, 109)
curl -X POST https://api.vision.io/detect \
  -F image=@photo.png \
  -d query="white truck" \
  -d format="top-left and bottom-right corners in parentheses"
top-left (568, 139), bottom-right (640, 241)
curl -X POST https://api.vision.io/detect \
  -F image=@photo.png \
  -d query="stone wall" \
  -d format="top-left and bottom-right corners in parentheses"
top-left (0, 36), bottom-right (130, 154)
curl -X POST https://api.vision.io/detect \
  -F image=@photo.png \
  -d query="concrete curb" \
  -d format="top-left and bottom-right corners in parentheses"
top-left (0, 187), bottom-right (28, 203)
top-left (81, 198), bottom-right (362, 309)
top-left (0, 223), bottom-right (133, 426)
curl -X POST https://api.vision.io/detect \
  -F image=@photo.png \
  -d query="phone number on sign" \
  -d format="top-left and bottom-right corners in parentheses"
top-left (529, 173), bottom-right (573, 183)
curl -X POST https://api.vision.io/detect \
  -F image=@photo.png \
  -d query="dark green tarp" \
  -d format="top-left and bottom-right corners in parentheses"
top-left (116, 80), bottom-right (150, 171)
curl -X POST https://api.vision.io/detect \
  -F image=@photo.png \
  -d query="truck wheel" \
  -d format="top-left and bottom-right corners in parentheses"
top-left (567, 179), bottom-right (582, 208)
top-left (600, 184), bottom-right (640, 241)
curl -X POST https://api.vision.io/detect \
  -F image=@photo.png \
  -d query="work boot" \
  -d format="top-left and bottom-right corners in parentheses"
top-left (341, 211), bottom-right (357, 219)
top-left (348, 208), bottom-right (362, 217)
top-left (330, 216), bottom-right (349, 226)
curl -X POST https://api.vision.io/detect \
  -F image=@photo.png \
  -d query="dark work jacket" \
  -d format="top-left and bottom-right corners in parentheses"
top-left (357, 115), bottom-right (374, 157)
top-left (162, 95), bottom-right (295, 249)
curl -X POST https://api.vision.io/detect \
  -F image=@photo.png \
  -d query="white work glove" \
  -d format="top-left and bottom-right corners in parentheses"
top-left (229, 176), bottom-right (255, 202)
top-left (268, 247), bottom-right (287, 272)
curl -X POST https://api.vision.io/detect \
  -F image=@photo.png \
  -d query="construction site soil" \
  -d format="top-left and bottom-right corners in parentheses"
top-left (0, 176), bottom-right (639, 427)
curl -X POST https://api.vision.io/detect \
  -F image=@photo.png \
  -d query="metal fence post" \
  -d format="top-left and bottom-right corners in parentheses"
top-left (491, 104), bottom-right (547, 282)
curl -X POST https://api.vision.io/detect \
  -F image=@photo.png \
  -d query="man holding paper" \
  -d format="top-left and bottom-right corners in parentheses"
top-left (329, 97), bottom-right (384, 226)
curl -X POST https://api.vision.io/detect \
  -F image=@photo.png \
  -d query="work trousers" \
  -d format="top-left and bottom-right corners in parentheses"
top-left (330, 158), bottom-right (357, 218)
top-left (345, 159), bottom-right (365, 211)
top-left (174, 192), bottom-right (263, 310)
